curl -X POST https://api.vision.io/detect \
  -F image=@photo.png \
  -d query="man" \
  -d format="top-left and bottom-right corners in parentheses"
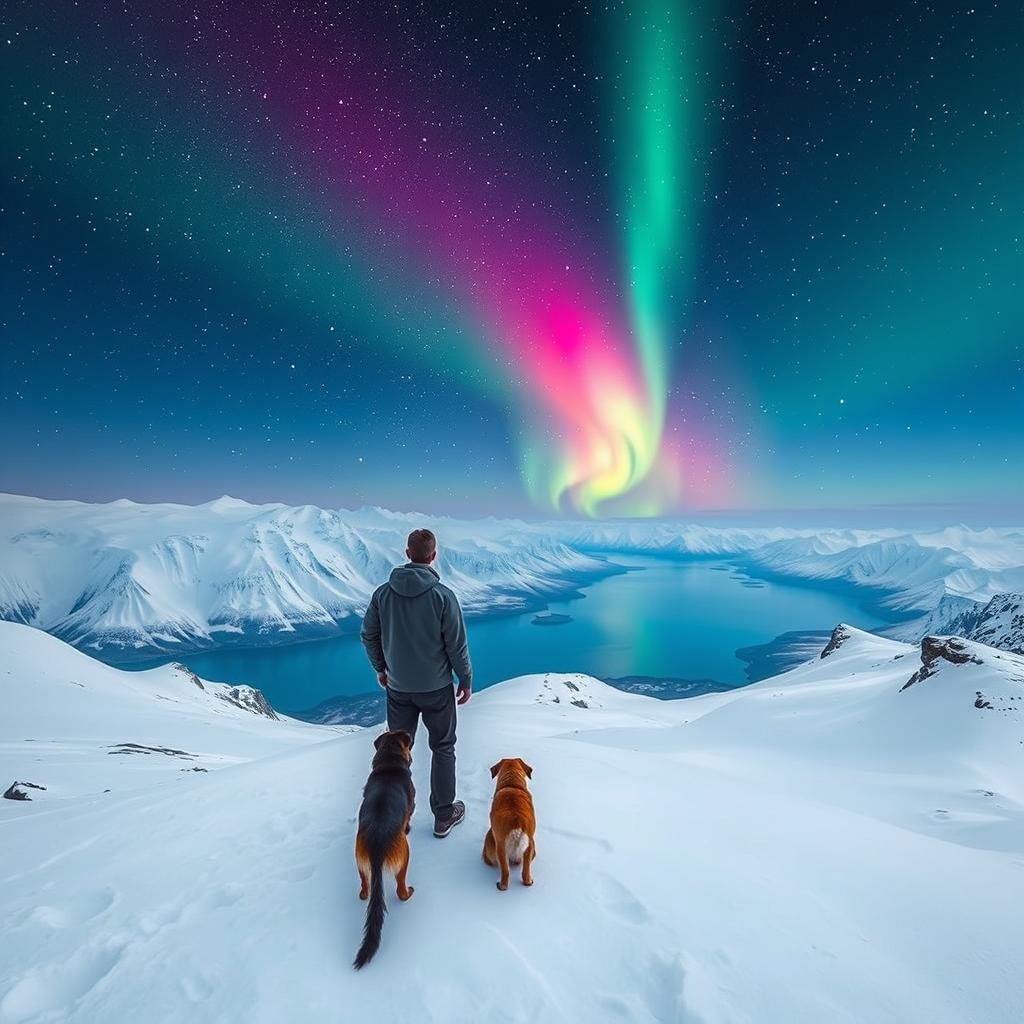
top-left (360, 528), bottom-right (472, 837)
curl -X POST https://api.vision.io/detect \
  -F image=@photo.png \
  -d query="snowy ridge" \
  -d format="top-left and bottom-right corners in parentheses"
top-left (549, 519), bottom-right (1024, 615)
top-left (966, 592), bottom-right (1024, 654)
top-left (885, 591), bottom-right (1024, 653)
top-left (0, 622), bottom-right (336, 801)
top-left (2, 621), bottom-right (1022, 1021)
top-left (0, 495), bottom-right (611, 660)
top-left (2, 494), bottom-right (1023, 660)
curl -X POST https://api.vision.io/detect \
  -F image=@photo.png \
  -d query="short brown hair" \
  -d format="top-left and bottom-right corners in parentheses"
top-left (406, 528), bottom-right (436, 563)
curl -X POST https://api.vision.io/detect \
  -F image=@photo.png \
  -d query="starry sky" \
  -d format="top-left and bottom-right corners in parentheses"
top-left (1, 1), bottom-right (1021, 519)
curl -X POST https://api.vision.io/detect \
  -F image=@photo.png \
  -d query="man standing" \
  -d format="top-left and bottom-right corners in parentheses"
top-left (360, 528), bottom-right (472, 837)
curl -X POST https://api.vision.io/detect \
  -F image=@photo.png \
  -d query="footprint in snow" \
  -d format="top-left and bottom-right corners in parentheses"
top-left (179, 972), bottom-right (215, 1003)
top-left (198, 882), bottom-right (244, 912)
top-left (273, 862), bottom-right (315, 884)
top-left (539, 823), bottom-right (613, 853)
top-left (592, 872), bottom-right (651, 926)
top-left (0, 939), bottom-right (125, 1023)
top-left (597, 953), bottom-right (705, 1024)
top-left (27, 886), bottom-right (115, 930)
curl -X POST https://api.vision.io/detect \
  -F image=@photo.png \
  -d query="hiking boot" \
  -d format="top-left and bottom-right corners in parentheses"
top-left (433, 800), bottom-right (465, 838)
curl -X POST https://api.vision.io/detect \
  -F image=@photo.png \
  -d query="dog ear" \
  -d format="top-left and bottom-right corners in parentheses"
top-left (490, 761), bottom-right (501, 778)
top-left (373, 732), bottom-right (387, 750)
top-left (518, 758), bottom-right (533, 778)
top-left (394, 730), bottom-right (412, 748)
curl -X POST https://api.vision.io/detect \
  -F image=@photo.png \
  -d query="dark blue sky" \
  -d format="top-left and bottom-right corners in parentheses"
top-left (2, 1), bottom-right (1021, 517)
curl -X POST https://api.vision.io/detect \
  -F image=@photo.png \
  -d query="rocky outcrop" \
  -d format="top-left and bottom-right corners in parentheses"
top-left (884, 592), bottom-right (1024, 654)
top-left (215, 685), bottom-right (279, 720)
top-left (108, 743), bottom-right (195, 758)
top-left (820, 624), bottom-right (852, 659)
top-left (171, 664), bottom-right (277, 718)
top-left (4, 780), bottom-right (47, 801)
top-left (901, 636), bottom-right (984, 691)
top-left (968, 594), bottom-right (1024, 655)
top-left (172, 664), bottom-right (205, 689)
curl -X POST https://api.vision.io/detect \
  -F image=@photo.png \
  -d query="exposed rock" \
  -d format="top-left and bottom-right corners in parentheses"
top-left (215, 685), bottom-right (279, 720)
top-left (820, 624), bottom-right (852, 659)
top-left (3, 780), bottom-right (47, 801)
top-left (172, 663), bottom-right (205, 689)
top-left (884, 592), bottom-right (1024, 654)
top-left (968, 593), bottom-right (1024, 655)
top-left (108, 743), bottom-right (195, 759)
top-left (901, 636), bottom-right (984, 691)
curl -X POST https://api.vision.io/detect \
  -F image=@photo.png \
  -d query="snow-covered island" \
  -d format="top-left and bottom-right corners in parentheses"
top-left (2, 619), bottom-right (1022, 1022)
top-left (531, 612), bottom-right (573, 626)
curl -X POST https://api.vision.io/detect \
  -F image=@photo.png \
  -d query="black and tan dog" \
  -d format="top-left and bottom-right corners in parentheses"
top-left (483, 758), bottom-right (537, 891)
top-left (353, 729), bottom-right (415, 969)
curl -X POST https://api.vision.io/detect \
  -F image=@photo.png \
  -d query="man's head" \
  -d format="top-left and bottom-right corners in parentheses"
top-left (406, 528), bottom-right (437, 565)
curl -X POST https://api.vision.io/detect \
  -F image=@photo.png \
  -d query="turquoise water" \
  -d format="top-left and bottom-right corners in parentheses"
top-left (180, 556), bottom-right (888, 714)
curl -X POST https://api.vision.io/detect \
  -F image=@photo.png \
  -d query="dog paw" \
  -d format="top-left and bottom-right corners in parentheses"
top-left (496, 881), bottom-right (508, 891)
top-left (358, 890), bottom-right (369, 901)
top-left (522, 878), bottom-right (534, 887)
top-left (398, 886), bottom-right (414, 901)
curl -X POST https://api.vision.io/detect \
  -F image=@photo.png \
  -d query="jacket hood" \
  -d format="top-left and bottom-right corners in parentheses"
top-left (388, 563), bottom-right (441, 598)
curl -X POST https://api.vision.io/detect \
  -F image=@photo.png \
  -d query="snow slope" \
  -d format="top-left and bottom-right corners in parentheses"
top-left (3, 622), bottom-right (1023, 1022)
top-left (0, 622), bottom-right (338, 800)
top-left (0, 494), bottom-right (610, 660)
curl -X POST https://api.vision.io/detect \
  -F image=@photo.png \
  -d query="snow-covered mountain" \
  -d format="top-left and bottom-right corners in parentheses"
top-left (2, 620), bottom-right (1022, 1022)
top-left (3, 493), bottom-right (1023, 661)
top-left (0, 494), bottom-right (611, 661)
top-left (966, 592), bottom-right (1024, 653)
top-left (550, 519), bottom-right (1024, 616)
top-left (884, 591), bottom-right (1024, 653)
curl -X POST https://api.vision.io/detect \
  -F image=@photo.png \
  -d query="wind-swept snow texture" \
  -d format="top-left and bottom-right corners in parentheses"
top-left (2, 621), bottom-right (1022, 1023)
top-left (3, 494), bottom-right (1024, 660)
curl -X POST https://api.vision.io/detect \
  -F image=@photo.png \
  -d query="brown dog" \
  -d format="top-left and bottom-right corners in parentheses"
top-left (353, 730), bottom-right (415, 969)
top-left (483, 757), bottom-right (536, 891)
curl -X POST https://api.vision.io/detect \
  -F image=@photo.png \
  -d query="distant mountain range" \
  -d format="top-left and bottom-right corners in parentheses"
top-left (0, 494), bottom-right (611, 661)
top-left (1, 493), bottom-right (1022, 661)
top-left (552, 520), bottom-right (1024, 616)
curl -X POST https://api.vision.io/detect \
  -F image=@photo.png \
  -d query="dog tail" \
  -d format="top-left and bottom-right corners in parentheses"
top-left (506, 827), bottom-right (529, 865)
top-left (353, 857), bottom-right (386, 969)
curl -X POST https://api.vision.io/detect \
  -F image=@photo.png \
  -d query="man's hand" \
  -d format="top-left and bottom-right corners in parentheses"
top-left (456, 683), bottom-right (472, 706)
top-left (376, 671), bottom-right (389, 689)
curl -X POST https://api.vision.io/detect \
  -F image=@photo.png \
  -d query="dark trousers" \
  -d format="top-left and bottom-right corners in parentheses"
top-left (386, 685), bottom-right (457, 818)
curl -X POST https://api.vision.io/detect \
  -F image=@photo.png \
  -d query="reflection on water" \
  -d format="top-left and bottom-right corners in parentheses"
top-left (180, 556), bottom-right (888, 713)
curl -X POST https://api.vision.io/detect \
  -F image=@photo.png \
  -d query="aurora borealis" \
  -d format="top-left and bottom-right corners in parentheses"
top-left (1, 2), bottom-right (1021, 518)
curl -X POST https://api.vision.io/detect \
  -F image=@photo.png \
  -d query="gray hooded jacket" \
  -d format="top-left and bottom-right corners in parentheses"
top-left (360, 563), bottom-right (472, 694)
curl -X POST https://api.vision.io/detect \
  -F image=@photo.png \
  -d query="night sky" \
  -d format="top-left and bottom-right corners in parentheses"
top-left (2, 1), bottom-right (1021, 518)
